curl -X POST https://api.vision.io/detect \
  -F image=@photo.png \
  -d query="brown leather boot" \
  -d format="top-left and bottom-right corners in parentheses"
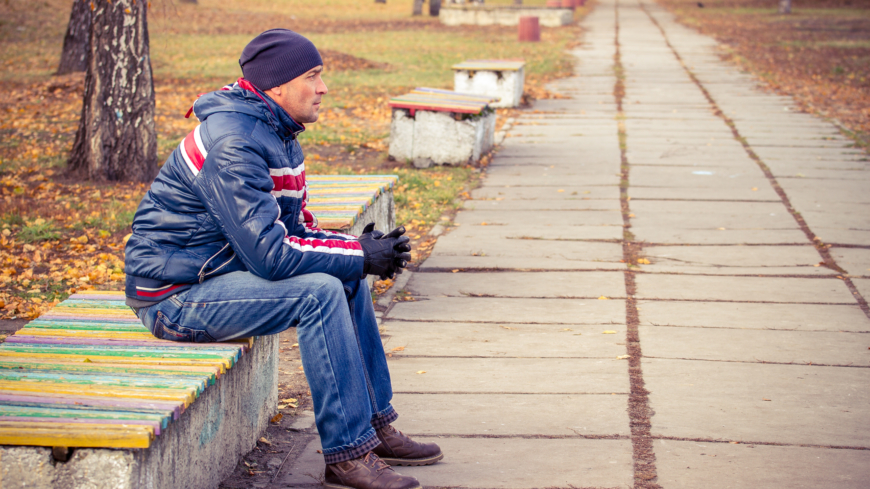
top-left (372, 425), bottom-right (444, 466)
top-left (324, 452), bottom-right (421, 489)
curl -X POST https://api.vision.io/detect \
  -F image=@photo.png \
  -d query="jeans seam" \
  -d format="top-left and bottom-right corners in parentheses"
top-left (347, 285), bottom-right (380, 416)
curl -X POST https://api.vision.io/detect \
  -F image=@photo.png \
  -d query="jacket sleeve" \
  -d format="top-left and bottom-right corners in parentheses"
top-left (194, 135), bottom-right (365, 283)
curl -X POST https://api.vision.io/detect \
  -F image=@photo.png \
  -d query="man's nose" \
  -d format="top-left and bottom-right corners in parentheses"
top-left (317, 76), bottom-right (328, 95)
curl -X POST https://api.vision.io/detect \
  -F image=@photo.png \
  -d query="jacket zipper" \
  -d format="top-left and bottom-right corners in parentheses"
top-left (197, 243), bottom-right (235, 283)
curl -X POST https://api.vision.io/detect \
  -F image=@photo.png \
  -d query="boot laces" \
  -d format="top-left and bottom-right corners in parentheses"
top-left (363, 452), bottom-right (391, 472)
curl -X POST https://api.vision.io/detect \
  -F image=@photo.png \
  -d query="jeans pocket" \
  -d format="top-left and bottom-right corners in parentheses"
top-left (153, 311), bottom-right (215, 343)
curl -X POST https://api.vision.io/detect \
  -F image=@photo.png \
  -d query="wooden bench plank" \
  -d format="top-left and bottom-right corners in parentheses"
top-left (452, 59), bottom-right (526, 71)
top-left (0, 421), bottom-right (154, 449)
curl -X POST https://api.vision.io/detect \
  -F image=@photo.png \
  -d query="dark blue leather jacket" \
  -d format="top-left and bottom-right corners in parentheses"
top-left (124, 79), bottom-right (364, 303)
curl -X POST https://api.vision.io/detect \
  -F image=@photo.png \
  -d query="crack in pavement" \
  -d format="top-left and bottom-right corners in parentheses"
top-left (651, 435), bottom-right (870, 451)
top-left (641, 356), bottom-right (870, 369)
top-left (614, 2), bottom-right (661, 487)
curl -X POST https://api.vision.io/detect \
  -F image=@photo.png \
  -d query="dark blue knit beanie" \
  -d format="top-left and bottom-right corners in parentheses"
top-left (239, 29), bottom-right (323, 90)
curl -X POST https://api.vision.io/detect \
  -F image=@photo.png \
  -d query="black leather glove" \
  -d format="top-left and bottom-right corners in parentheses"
top-left (381, 226), bottom-right (411, 276)
top-left (359, 223), bottom-right (412, 280)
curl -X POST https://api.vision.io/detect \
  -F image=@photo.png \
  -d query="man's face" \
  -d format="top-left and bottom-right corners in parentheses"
top-left (266, 65), bottom-right (328, 124)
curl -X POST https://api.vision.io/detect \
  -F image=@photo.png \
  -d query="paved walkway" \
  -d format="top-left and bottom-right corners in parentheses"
top-left (282, 0), bottom-right (870, 487)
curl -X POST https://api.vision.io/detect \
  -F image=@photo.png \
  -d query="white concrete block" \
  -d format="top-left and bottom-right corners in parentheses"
top-left (440, 5), bottom-right (574, 27)
top-left (389, 109), bottom-right (495, 168)
top-left (454, 67), bottom-right (525, 108)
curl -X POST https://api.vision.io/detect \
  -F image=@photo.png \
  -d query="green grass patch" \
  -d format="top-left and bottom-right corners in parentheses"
top-left (18, 218), bottom-right (60, 242)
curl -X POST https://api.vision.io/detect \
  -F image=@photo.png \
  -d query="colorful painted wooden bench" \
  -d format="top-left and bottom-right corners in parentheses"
top-left (388, 88), bottom-right (498, 168)
top-left (453, 59), bottom-right (526, 108)
top-left (307, 174), bottom-right (398, 236)
top-left (0, 290), bottom-right (251, 449)
top-left (0, 290), bottom-right (279, 488)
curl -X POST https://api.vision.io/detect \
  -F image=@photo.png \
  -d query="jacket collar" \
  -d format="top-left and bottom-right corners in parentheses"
top-left (237, 78), bottom-right (305, 140)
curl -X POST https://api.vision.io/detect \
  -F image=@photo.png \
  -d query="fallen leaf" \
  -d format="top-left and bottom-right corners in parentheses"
top-left (557, 189), bottom-right (565, 192)
top-left (500, 325), bottom-right (515, 330)
top-left (391, 346), bottom-right (405, 352)
top-left (258, 437), bottom-right (271, 445)
top-left (561, 328), bottom-right (573, 332)
top-left (616, 355), bottom-right (630, 360)
top-left (762, 398), bottom-right (771, 401)
top-left (637, 258), bottom-right (650, 264)
top-left (751, 187), bottom-right (758, 191)
top-left (598, 296), bottom-right (610, 300)
top-left (416, 370), bottom-right (426, 374)
top-left (271, 413), bottom-right (284, 423)
top-left (603, 330), bottom-right (617, 334)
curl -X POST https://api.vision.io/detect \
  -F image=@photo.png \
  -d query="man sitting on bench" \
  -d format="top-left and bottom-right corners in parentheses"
top-left (124, 29), bottom-right (442, 489)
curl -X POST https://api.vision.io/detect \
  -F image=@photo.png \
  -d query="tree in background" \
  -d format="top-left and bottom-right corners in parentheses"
top-left (56, 0), bottom-right (91, 75)
top-left (68, 0), bottom-right (157, 182)
top-left (413, 0), bottom-right (424, 15)
top-left (430, 0), bottom-right (441, 16)
top-left (779, 0), bottom-right (791, 14)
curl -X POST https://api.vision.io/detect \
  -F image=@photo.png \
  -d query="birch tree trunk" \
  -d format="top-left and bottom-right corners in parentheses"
top-left (68, 0), bottom-right (157, 182)
top-left (56, 0), bottom-right (91, 75)
top-left (412, 0), bottom-right (424, 16)
top-left (779, 0), bottom-right (791, 14)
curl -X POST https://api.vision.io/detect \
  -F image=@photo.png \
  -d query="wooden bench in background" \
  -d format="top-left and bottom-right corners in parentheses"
top-left (388, 88), bottom-right (498, 169)
top-left (0, 174), bottom-right (397, 488)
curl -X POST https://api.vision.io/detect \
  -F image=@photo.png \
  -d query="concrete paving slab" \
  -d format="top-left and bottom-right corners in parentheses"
top-left (426, 236), bottom-right (624, 269)
top-left (630, 201), bottom-right (798, 231)
top-left (484, 171), bottom-right (621, 187)
top-left (655, 440), bottom-right (870, 489)
top-left (391, 393), bottom-right (630, 436)
top-left (640, 244), bottom-right (835, 275)
top-left (471, 185), bottom-right (620, 201)
top-left (854, 279), bottom-right (870, 299)
top-left (636, 301), bottom-right (870, 332)
top-left (387, 297), bottom-right (627, 325)
top-left (405, 271), bottom-right (626, 299)
top-left (644, 358), bottom-right (870, 446)
top-left (389, 357), bottom-right (629, 393)
top-left (454, 208), bottom-right (625, 226)
top-left (381, 320), bottom-right (628, 358)
top-left (464, 198), bottom-right (621, 211)
top-left (283, 437), bottom-right (635, 489)
top-left (439, 221), bottom-right (624, 241)
top-left (829, 248), bottom-right (870, 276)
top-left (639, 325), bottom-right (870, 366)
top-left (630, 166), bottom-right (770, 188)
top-left (634, 274), bottom-right (854, 303)
top-left (803, 227), bottom-right (870, 246)
top-left (629, 226), bottom-right (810, 244)
top-left (628, 185), bottom-right (780, 201)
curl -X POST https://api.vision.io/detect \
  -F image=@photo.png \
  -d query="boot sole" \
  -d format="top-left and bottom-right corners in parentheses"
top-left (380, 452), bottom-right (444, 467)
top-left (324, 482), bottom-right (422, 489)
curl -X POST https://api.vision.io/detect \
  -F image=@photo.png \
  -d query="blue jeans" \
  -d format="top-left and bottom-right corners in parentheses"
top-left (137, 271), bottom-right (397, 464)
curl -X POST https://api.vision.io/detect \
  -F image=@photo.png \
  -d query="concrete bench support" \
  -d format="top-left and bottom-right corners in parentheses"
top-left (388, 88), bottom-right (497, 169)
top-left (453, 60), bottom-right (526, 108)
top-left (439, 5), bottom-right (574, 27)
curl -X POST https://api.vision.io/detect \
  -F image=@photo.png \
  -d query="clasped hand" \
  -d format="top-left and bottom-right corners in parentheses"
top-left (358, 223), bottom-right (412, 280)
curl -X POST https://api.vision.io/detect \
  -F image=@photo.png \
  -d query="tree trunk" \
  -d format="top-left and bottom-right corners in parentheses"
top-left (375, 0), bottom-right (386, 3)
top-left (56, 0), bottom-right (91, 75)
top-left (412, 0), bottom-right (424, 16)
top-left (177, 0), bottom-right (197, 3)
top-left (778, 0), bottom-right (791, 13)
top-left (430, 0), bottom-right (441, 15)
top-left (68, 0), bottom-right (157, 182)
top-left (514, 0), bottom-right (522, 4)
